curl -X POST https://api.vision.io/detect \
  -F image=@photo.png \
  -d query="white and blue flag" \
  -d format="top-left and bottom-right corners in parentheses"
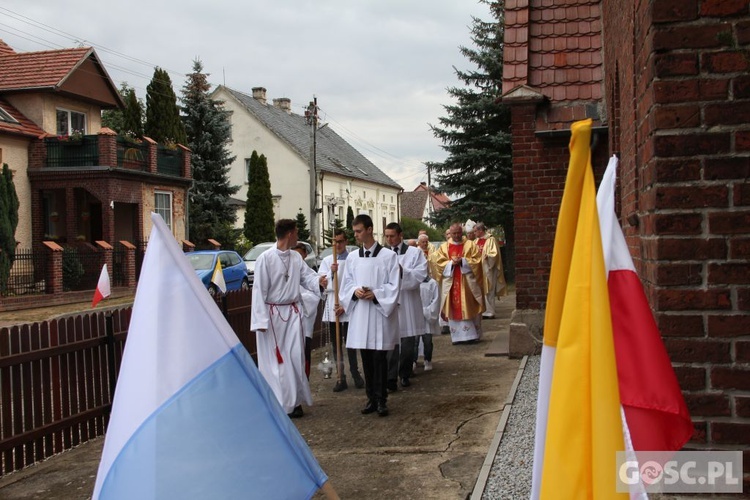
top-left (93, 213), bottom-right (328, 499)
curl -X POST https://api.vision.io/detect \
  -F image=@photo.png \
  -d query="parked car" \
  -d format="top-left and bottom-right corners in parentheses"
top-left (187, 250), bottom-right (249, 296)
top-left (243, 241), bottom-right (319, 286)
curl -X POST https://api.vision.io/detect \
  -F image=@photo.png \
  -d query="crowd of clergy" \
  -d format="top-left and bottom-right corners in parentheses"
top-left (250, 216), bottom-right (507, 419)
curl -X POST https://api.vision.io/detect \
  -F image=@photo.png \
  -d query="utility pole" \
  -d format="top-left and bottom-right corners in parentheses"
top-left (307, 97), bottom-right (319, 251)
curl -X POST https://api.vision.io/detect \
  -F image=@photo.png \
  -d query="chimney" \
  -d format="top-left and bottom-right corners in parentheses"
top-left (273, 97), bottom-right (292, 114)
top-left (251, 87), bottom-right (267, 105)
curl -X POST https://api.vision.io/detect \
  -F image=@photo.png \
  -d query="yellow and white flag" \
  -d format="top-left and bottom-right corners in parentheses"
top-left (530, 119), bottom-right (626, 499)
top-left (211, 257), bottom-right (226, 294)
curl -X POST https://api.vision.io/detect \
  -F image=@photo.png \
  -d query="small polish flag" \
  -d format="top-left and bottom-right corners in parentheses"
top-left (92, 264), bottom-right (111, 308)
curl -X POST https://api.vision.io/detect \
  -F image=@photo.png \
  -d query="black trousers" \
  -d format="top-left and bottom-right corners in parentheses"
top-left (360, 348), bottom-right (388, 405)
top-left (326, 322), bottom-right (362, 381)
top-left (387, 337), bottom-right (416, 381)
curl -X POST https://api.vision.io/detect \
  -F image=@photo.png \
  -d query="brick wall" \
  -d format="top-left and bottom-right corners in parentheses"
top-left (603, 0), bottom-right (750, 472)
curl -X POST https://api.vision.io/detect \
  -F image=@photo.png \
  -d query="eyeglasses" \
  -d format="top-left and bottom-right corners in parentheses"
top-left (333, 239), bottom-right (347, 244)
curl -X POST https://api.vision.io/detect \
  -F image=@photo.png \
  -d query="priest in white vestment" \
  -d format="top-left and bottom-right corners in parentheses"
top-left (339, 214), bottom-right (400, 417)
top-left (251, 220), bottom-right (325, 418)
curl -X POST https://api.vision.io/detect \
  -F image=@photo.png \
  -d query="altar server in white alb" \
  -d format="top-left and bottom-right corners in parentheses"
top-left (339, 214), bottom-right (401, 417)
top-left (384, 222), bottom-right (427, 390)
top-left (251, 219), bottom-right (325, 419)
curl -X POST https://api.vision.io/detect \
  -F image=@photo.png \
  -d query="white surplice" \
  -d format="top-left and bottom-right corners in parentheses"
top-left (318, 251), bottom-right (350, 323)
top-left (251, 247), bottom-right (320, 413)
top-left (420, 277), bottom-right (440, 335)
top-left (339, 244), bottom-right (401, 350)
top-left (392, 243), bottom-right (427, 338)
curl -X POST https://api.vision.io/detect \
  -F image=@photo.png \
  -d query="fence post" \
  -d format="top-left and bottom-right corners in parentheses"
top-left (95, 241), bottom-right (113, 281)
top-left (119, 240), bottom-right (137, 288)
top-left (105, 312), bottom-right (117, 414)
top-left (42, 241), bottom-right (64, 294)
top-left (208, 238), bottom-right (221, 250)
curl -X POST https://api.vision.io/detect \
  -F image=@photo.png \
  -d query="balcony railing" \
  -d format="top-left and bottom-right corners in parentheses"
top-left (45, 135), bottom-right (99, 167)
top-left (157, 145), bottom-right (181, 176)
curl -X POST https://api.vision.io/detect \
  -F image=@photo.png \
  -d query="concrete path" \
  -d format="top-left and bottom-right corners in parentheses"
top-left (0, 294), bottom-right (518, 500)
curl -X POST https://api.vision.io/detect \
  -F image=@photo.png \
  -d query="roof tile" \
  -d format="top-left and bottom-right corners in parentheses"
top-left (0, 97), bottom-right (46, 138)
top-left (0, 47), bottom-right (91, 91)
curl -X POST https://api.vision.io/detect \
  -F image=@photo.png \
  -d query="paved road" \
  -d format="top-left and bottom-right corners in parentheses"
top-left (0, 294), bottom-right (518, 500)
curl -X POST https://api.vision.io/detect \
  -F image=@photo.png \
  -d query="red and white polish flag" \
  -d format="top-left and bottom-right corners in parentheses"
top-left (92, 264), bottom-right (111, 308)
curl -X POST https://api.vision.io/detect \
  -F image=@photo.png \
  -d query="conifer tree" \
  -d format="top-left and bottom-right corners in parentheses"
top-left (322, 218), bottom-right (346, 248)
top-left (244, 151), bottom-right (275, 244)
top-left (122, 87), bottom-right (144, 137)
top-left (345, 206), bottom-right (356, 244)
top-left (0, 164), bottom-right (19, 293)
top-left (295, 209), bottom-right (310, 242)
top-left (181, 59), bottom-right (239, 245)
top-left (146, 67), bottom-right (186, 144)
top-left (426, 0), bottom-right (513, 245)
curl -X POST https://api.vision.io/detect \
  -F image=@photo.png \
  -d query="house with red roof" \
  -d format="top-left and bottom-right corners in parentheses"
top-left (0, 39), bottom-right (191, 254)
top-left (399, 182), bottom-right (450, 225)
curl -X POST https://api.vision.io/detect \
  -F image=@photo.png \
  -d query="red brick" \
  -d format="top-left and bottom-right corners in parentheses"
top-left (653, 104), bottom-right (701, 128)
top-left (736, 396), bottom-right (750, 418)
top-left (704, 101), bottom-right (750, 126)
top-left (708, 263), bottom-right (750, 285)
top-left (737, 340), bottom-right (750, 361)
top-left (653, 79), bottom-right (699, 103)
top-left (700, 0), bottom-right (749, 17)
top-left (690, 420), bottom-right (707, 444)
top-left (739, 20), bottom-right (750, 44)
top-left (658, 313), bottom-right (705, 337)
top-left (735, 182), bottom-right (750, 205)
top-left (655, 185), bottom-right (728, 209)
top-left (657, 289), bottom-right (732, 311)
top-left (707, 314), bottom-right (750, 337)
top-left (653, 23), bottom-right (732, 50)
top-left (654, 158), bottom-right (701, 182)
top-left (702, 51), bottom-right (750, 73)
top-left (709, 210), bottom-right (750, 234)
top-left (699, 77), bottom-right (730, 100)
top-left (653, 0), bottom-right (698, 22)
top-left (654, 53), bottom-right (699, 77)
top-left (664, 338), bottom-right (731, 363)
top-left (711, 422), bottom-right (750, 445)
top-left (731, 238), bottom-right (750, 259)
top-left (705, 157), bottom-right (750, 180)
top-left (654, 133), bottom-right (730, 157)
top-left (684, 393), bottom-right (731, 417)
top-left (732, 75), bottom-right (750, 98)
top-left (711, 367), bottom-right (750, 390)
top-left (738, 130), bottom-right (750, 152)
top-left (653, 213), bottom-right (703, 235)
top-left (674, 365), bottom-right (707, 391)
top-left (656, 263), bottom-right (703, 286)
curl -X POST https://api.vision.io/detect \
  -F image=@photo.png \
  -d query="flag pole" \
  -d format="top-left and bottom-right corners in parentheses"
top-left (332, 247), bottom-right (343, 385)
top-left (319, 480), bottom-right (340, 499)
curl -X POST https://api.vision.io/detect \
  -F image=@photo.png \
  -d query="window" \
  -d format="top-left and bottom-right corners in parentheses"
top-left (391, 196), bottom-right (393, 203)
top-left (0, 105), bottom-right (18, 124)
top-left (244, 158), bottom-right (252, 183)
top-left (382, 194), bottom-right (385, 201)
top-left (56, 109), bottom-right (86, 136)
top-left (363, 190), bottom-right (366, 198)
top-left (154, 191), bottom-right (173, 231)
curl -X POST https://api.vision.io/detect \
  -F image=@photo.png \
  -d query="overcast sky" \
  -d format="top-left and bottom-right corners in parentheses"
top-left (0, 0), bottom-right (490, 190)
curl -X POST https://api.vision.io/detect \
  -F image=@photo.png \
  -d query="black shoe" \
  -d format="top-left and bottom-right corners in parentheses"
top-left (361, 401), bottom-right (377, 414)
top-left (387, 379), bottom-right (398, 392)
top-left (377, 402), bottom-right (389, 417)
top-left (441, 326), bottom-right (450, 335)
top-left (353, 375), bottom-right (365, 389)
top-left (288, 405), bottom-right (304, 418)
top-left (333, 379), bottom-right (348, 392)
top-left (400, 377), bottom-right (410, 387)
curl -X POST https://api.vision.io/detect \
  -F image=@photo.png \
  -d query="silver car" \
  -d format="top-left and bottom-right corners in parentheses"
top-left (243, 241), bottom-right (319, 285)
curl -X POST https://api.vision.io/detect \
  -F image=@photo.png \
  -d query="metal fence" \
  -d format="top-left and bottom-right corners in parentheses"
top-left (1, 249), bottom-right (47, 298)
top-left (44, 136), bottom-right (99, 168)
top-left (61, 246), bottom-right (101, 292)
top-left (156, 146), bottom-right (181, 176)
top-left (116, 139), bottom-right (148, 171)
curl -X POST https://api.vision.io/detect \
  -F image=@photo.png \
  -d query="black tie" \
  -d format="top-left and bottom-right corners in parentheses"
top-left (365, 250), bottom-right (371, 258)
top-left (393, 246), bottom-right (399, 253)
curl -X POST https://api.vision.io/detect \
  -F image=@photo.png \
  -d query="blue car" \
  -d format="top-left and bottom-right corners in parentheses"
top-left (187, 250), bottom-right (250, 296)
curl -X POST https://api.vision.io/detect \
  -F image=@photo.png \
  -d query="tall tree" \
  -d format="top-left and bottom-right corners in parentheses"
top-left (345, 206), bottom-right (356, 244)
top-left (181, 59), bottom-right (239, 245)
top-left (426, 0), bottom-right (513, 244)
top-left (0, 164), bottom-right (19, 293)
top-left (102, 83), bottom-right (144, 137)
top-left (296, 209), bottom-right (310, 242)
top-left (146, 67), bottom-right (186, 144)
top-left (244, 151), bottom-right (275, 244)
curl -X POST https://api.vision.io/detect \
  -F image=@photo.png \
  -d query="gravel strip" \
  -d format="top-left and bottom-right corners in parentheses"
top-left (481, 354), bottom-right (540, 499)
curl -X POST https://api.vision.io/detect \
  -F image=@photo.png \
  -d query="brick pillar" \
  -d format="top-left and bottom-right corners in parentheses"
top-left (28, 138), bottom-right (47, 169)
top-left (43, 241), bottom-right (63, 294)
top-left (182, 240), bottom-right (195, 252)
top-left (207, 238), bottom-right (221, 250)
top-left (143, 136), bottom-right (158, 174)
top-left (95, 241), bottom-right (113, 286)
top-left (180, 145), bottom-right (192, 179)
top-left (97, 128), bottom-right (118, 167)
top-left (119, 240), bottom-right (137, 288)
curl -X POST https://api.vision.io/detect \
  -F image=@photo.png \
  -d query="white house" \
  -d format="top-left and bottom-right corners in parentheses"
top-left (213, 85), bottom-right (402, 249)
